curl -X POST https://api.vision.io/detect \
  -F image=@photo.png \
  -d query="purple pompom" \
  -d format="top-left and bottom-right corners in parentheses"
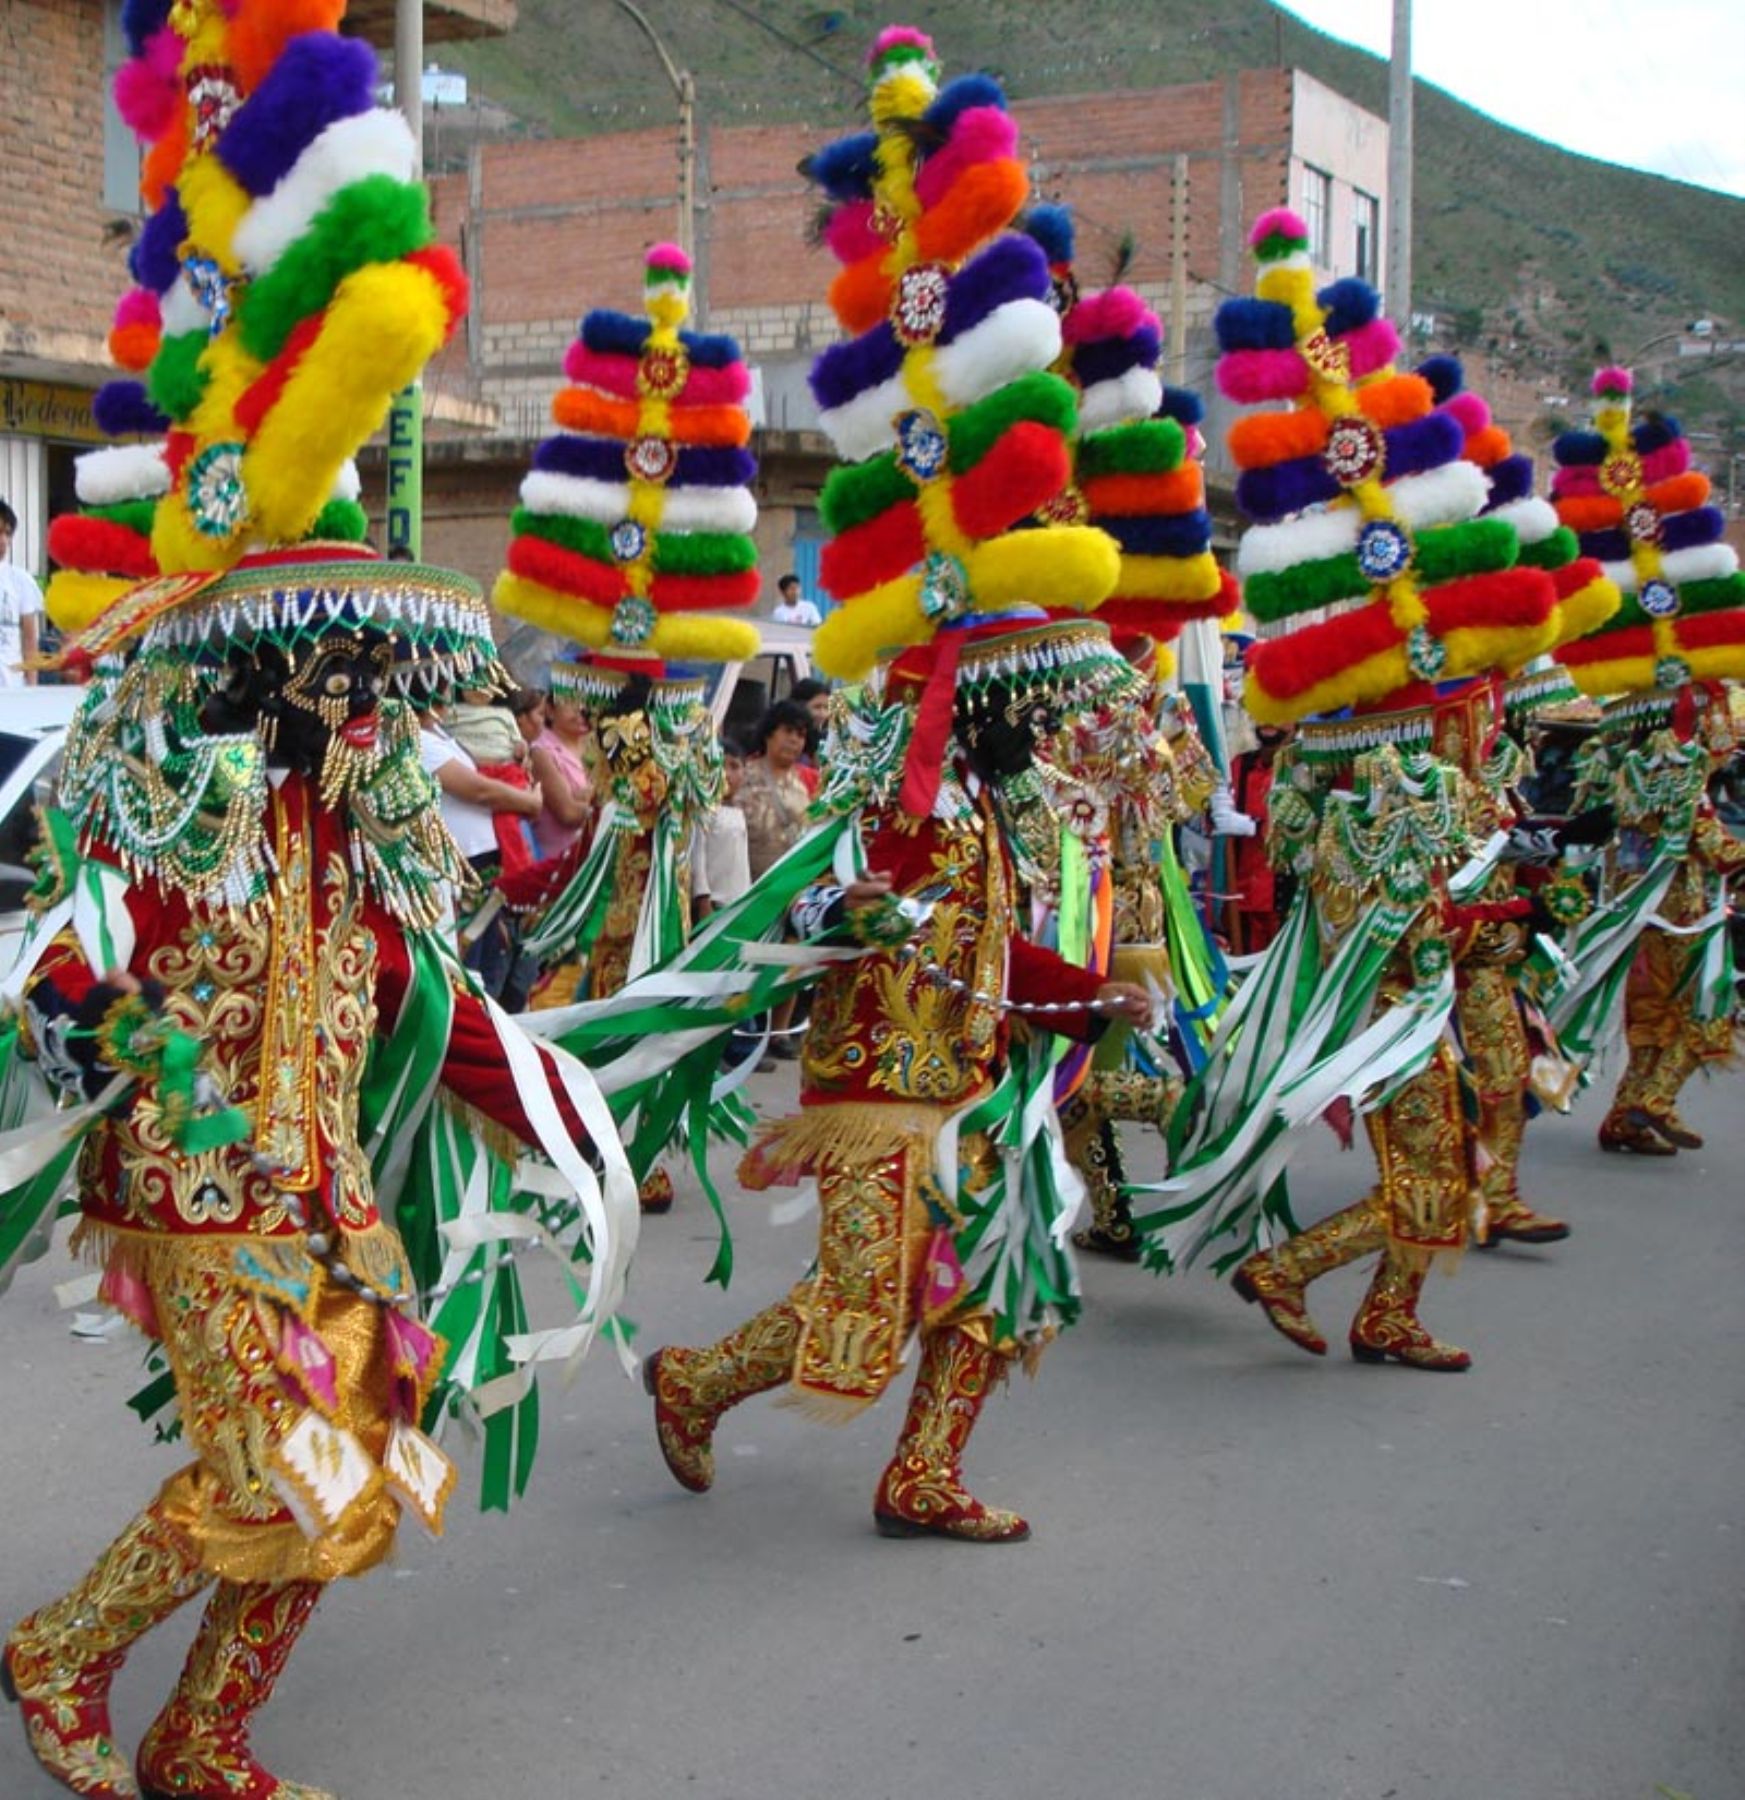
top-left (218, 33), bottom-right (378, 198)
top-left (94, 380), bottom-right (170, 438)
top-left (129, 191), bottom-right (186, 293)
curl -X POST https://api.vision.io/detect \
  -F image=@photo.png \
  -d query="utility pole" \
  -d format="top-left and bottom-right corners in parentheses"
top-left (1385, 0), bottom-right (1413, 339)
top-left (387, 0), bottom-right (424, 559)
top-left (614, 0), bottom-right (700, 311)
top-left (1169, 152), bottom-right (1190, 388)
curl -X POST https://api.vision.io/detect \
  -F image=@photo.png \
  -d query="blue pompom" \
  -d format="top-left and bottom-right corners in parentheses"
top-left (120, 0), bottom-right (171, 57)
top-left (803, 132), bottom-right (878, 202)
top-left (1158, 386), bottom-right (1205, 427)
top-left (1024, 204), bottom-right (1075, 267)
top-left (1214, 297), bottom-right (1296, 352)
top-left (1318, 278), bottom-right (1380, 338)
top-left (1415, 354), bottom-right (1464, 405)
top-left (1633, 413), bottom-right (1682, 455)
top-left (926, 73), bottom-right (1007, 133)
top-left (1553, 430), bottom-right (1606, 467)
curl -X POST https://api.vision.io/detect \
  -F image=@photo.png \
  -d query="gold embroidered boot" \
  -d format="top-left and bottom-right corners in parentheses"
top-left (136, 1581), bottom-right (329, 1800)
top-left (872, 1326), bottom-right (1029, 1543)
top-left (1349, 1253), bottom-right (1471, 1371)
top-left (1640, 1040), bottom-right (1704, 1148)
top-left (1476, 1090), bottom-right (1570, 1245)
top-left (1232, 1196), bottom-right (1387, 1357)
top-left (1063, 1093), bottom-right (1139, 1262)
top-left (643, 1295), bottom-right (803, 1493)
top-left (3, 1497), bottom-right (210, 1799)
top-left (1598, 1048), bottom-right (1676, 1155)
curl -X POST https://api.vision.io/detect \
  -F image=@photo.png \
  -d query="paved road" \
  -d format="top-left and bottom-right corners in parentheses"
top-left (1, 1062), bottom-right (1740, 1800)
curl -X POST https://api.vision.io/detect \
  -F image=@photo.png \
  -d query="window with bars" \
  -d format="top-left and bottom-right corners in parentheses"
top-left (1354, 189), bottom-right (1380, 284)
top-left (1302, 165), bottom-right (1332, 266)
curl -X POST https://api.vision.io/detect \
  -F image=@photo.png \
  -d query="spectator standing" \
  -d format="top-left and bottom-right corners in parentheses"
top-left (0, 499), bottom-right (43, 686)
top-left (770, 572), bottom-right (822, 627)
top-left (1224, 723), bottom-right (1295, 954)
top-left (530, 684), bottom-right (595, 859)
top-left (788, 677), bottom-right (832, 794)
top-left (692, 739), bottom-right (751, 921)
top-left (739, 700), bottom-right (815, 1058)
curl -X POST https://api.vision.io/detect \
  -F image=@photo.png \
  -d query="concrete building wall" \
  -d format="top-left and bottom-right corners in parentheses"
top-left (1289, 69), bottom-right (1391, 289)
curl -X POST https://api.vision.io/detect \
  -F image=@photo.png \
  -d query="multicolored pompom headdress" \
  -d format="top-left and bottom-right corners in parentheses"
top-left (1216, 209), bottom-right (1560, 724)
top-left (1419, 355), bottom-right (1619, 655)
top-left (1549, 367), bottom-right (1745, 696)
top-left (803, 27), bottom-right (1121, 681)
top-left (1023, 205), bottom-right (1237, 666)
top-left (492, 244), bottom-right (761, 677)
top-left (46, 0), bottom-right (468, 648)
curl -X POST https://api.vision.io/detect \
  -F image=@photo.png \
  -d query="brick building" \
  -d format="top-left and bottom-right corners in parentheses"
top-left (407, 65), bottom-right (1390, 596)
top-left (0, 0), bottom-right (510, 579)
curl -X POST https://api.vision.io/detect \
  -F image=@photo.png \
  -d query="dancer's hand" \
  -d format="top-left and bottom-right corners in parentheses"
top-left (844, 874), bottom-right (895, 911)
top-left (1095, 981), bottom-right (1154, 1028)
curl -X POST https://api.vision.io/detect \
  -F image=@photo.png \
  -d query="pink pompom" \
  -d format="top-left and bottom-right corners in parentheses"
top-left (113, 27), bottom-right (183, 141)
top-left (1250, 207), bottom-right (1307, 248)
top-left (1442, 390), bottom-right (1490, 436)
top-left (870, 25), bottom-right (935, 60)
top-left (113, 287), bottom-right (161, 332)
top-left (1591, 365), bottom-right (1633, 396)
top-left (1063, 286), bottom-right (1154, 346)
top-left (645, 242), bottom-right (691, 277)
top-left (823, 200), bottom-right (884, 267)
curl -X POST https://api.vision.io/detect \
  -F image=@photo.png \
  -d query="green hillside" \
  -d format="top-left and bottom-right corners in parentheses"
top-left (445, 0), bottom-right (1743, 432)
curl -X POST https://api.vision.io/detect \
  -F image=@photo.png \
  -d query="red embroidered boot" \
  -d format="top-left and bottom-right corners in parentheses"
top-left (136, 1580), bottom-right (328, 1800)
top-left (1232, 1196), bottom-right (1387, 1357)
top-left (873, 1326), bottom-right (1029, 1543)
top-left (3, 1497), bottom-right (209, 1798)
top-left (644, 1295), bottom-right (803, 1493)
top-left (1349, 1253), bottom-right (1471, 1371)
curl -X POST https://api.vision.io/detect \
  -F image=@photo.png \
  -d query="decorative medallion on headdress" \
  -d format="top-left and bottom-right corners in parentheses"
top-left (1216, 209), bottom-right (1560, 724)
top-left (1549, 367), bottom-right (1745, 696)
top-left (1022, 205), bottom-right (1237, 670)
top-left (493, 244), bottom-right (761, 668)
top-left (803, 28), bottom-right (1120, 680)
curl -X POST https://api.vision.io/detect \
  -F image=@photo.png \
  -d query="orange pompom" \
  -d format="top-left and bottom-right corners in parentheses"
top-left (1081, 466), bottom-right (1205, 517)
top-left (1463, 424), bottom-right (1513, 468)
top-left (1355, 373), bottom-right (1433, 430)
top-left (1553, 493), bottom-right (1622, 534)
top-left (829, 253), bottom-right (894, 337)
top-left (108, 322), bottom-right (161, 372)
top-left (1228, 409), bottom-right (1325, 471)
top-left (915, 159), bottom-right (1028, 265)
top-left (1646, 472), bottom-right (1710, 514)
top-left (551, 388), bottom-right (751, 448)
top-left (227, 0), bottom-right (347, 92)
top-left (140, 102), bottom-right (189, 211)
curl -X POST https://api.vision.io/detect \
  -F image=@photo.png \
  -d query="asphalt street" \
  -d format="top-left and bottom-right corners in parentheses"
top-left (1, 1058), bottom-right (1739, 1800)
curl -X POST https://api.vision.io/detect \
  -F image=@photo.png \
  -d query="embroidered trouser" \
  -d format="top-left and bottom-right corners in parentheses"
top-left (1457, 966), bottom-right (1531, 1210)
top-left (1612, 930), bottom-right (1732, 1122)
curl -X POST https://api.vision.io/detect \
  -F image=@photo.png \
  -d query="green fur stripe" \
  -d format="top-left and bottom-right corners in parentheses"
top-left (1611, 570), bottom-right (1745, 630)
top-left (513, 507), bottom-right (613, 563)
top-left (83, 499), bottom-right (158, 534)
top-left (945, 371), bottom-right (1078, 473)
top-left (652, 531), bottom-right (757, 577)
top-left (819, 453), bottom-right (912, 536)
top-left (1515, 525), bottom-right (1580, 569)
top-left (238, 175), bottom-right (433, 364)
top-left (1244, 517), bottom-right (1519, 624)
top-left (147, 329), bottom-right (210, 421)
top-left (1077, 417), bottom-right (1187, 479)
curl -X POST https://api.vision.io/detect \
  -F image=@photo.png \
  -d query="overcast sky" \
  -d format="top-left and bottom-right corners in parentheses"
top-left (1277, 0), bottom-right (1745, 198)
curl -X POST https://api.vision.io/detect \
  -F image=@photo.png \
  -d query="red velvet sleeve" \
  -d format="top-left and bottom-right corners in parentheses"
top-left (373, 918), bottom-right (595, 1152)
top-left (1008, 932), bottom-right (1107, 1043)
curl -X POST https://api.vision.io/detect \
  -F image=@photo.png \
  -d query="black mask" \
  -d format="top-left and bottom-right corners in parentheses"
top-left (200, 633), bottom-right (392, 776)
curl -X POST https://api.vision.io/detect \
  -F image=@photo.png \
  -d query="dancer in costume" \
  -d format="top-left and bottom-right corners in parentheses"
top-left (1, 8), bottom-right (636, 1796)
top-left (1131, 209), bottom-right (1583, 1369)
top-left (492, 243), bottom-right (759, 1210)
top-left (1019, 206), bottom-right (1235, 1259)
top-left (1541, 367), bottom-right (1745, 1154)
top-left (636, 28), bottom-right (1153, 1540)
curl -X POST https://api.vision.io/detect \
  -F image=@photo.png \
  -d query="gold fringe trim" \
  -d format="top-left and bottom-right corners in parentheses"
top-left (740, 1100), bottom-right (958, 1187)
top-left (773, 1381), bottom-right (881, 1426)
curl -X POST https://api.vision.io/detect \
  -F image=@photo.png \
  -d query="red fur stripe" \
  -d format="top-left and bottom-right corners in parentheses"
top-left (951, 422), bottom-right (1069, 538)
top-left (648, 568), bottom-right (762, 611)
top-left (405, 245), bottom-right (469, 335)
top-left (46, 516), bottom-right (154, 577)
top-left (1249, 603), bottom-right (1401, 699)
top-left (235, 311), bottom-right (325, 436)
top-left (1423, 568), bottom-right (1557, 633)
top-left (820, 500), bottom-right (926, 601)
top-left (506, 534), bottom-right (626, 607)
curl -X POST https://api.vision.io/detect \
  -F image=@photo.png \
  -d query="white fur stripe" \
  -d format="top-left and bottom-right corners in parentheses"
top-left (1600, 560), bottom-right (1637, 594)
top-left (1490, 496), bottom-right (1558, 543)
top-left (332, 459), bottom-right (361, 504)
top-left (75, 442), bottom-right (170, 504)
top-left (1390, 461), bottom-right (1489, 530)
top-left (233, 110), bottom-right (417, 276)
top-left (158, 277), bottom-right (209, 338)
top-left (1237, 505), bottom-right (1357, 576)
top-left (517, 468), bottom-right (756, 536)
top-left (1662, 542), bottom-right (1739, 585)
top-left (1077, 366), bottom-right (1163, 434)
top-left (818, 298), bottom-right (1064, 462)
